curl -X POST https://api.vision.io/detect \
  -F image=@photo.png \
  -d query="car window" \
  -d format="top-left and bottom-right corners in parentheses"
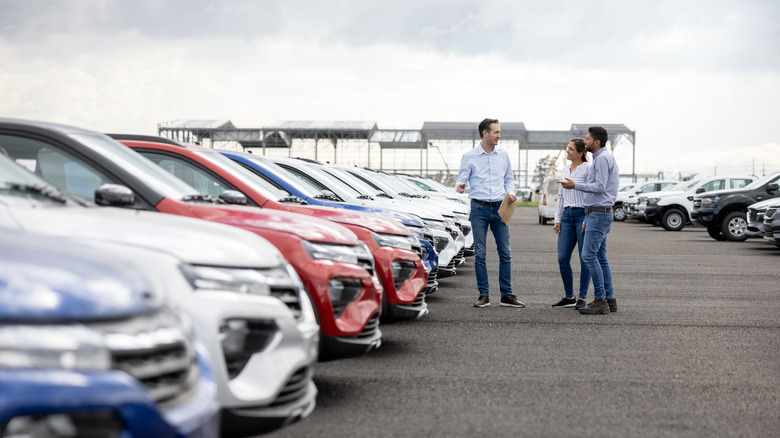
top-left (701, 179), bottom-right (725, 192)
top-left (1, 134), bottom-right (115, 201)
top-left (730, 179), bottom-right (752, 189)
top-left (658, 182), bottom-right (676, 191)
top-left (139, 151), bottom-right (232, 198)
top-left (639, 184), bottom-right (657, 193)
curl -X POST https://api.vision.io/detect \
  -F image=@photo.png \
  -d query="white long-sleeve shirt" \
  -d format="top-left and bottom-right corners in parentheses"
top-left (554, 161), bottom-right (590, 223)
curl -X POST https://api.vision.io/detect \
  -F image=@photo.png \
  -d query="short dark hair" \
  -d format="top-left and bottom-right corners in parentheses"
top-left (571, 138), bottom-right (588, 162)
top-left (478, 118), bottom-right (499, 138)
top-left (588, 126), bottom-right (608, 148)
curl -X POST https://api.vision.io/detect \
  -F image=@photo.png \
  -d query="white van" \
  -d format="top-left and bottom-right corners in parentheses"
top-left (537, 176), bottom-right (559, 225)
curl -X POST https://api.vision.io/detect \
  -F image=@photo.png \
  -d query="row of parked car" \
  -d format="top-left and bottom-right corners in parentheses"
top-left (0, 117), bottom-right (474, 437)
top-left (617, 172), bottom-right (780, 246)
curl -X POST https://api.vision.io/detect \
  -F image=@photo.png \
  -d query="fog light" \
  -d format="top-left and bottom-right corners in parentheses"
top-left (328, 278), bottom-right (363, 318)
top-left (391, 261), bottom-right (417, 290)
top-left (219, 319), bottom-right (277, 379)
top-left (4, 410), bottom-right (123, 438)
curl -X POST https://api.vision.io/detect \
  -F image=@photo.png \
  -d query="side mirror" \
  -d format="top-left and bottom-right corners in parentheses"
top-left (219, 190), bottom-right (247, 205)
top-left (95, 184), bottom-right (134, 207)
top-left (695, 187), bottom-right (705, 193)
top-left (766, 183), bottom-right (779, 193)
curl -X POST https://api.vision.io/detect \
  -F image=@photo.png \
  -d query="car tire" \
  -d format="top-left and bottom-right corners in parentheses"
top-left (542, 216), bottom-right (548, 225)
top-left (613, 205), bottom-right (626, 221)
top-left (661, 208), bottom-right (686, 231)
top-left (707, 226), bottom-right (726, 241)
top-left (721, 211), bottom-right (749, 241)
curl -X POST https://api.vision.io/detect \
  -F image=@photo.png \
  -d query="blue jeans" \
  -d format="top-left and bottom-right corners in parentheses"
top-left (557, 208), bottom-right (590, 299)
top-left (581, 211), bottom-right (614, 300)
top-left (470, 202), bottom-right (512, 297)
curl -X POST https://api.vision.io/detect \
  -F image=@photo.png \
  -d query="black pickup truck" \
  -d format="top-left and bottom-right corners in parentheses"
top-left (691, 172), bottom-right (780, 241)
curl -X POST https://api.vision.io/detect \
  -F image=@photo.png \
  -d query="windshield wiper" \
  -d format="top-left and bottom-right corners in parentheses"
top-left (356, 194), bottom-right (375, 200)
top-left (279, 195), bottom-right (308, 205)
top-left (0, 182), bottom-right (68, 204)
top-left (182, 193), bottom-right (218, 203)
top-left (375, 192), bottom-right (393, 199)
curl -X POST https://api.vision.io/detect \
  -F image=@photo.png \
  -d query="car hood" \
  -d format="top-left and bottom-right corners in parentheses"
top-left (644, 190), bottom-right (685, 199)
top-left (0, 197), bottom-right (285, 269)
top-left (0, 229), bottom-right (159, 321)
top-left (188, 203), bottom-right (359, 244)
top-left (286, 204), bottom-right (409, 235)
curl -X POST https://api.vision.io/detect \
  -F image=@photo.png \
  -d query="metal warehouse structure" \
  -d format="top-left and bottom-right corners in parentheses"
top-left (158, 119), bottom-right (638, 184)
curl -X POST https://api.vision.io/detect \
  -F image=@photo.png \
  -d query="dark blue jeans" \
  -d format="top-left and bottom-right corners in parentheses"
top-left (470, 202), bottom-right (512, 297)
top-left (557, 208), bottom-right (590, 299)
top-left (581, 211), bottom-right (614, 300)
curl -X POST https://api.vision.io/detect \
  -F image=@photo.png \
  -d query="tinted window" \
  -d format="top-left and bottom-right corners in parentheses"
top-left (1, 135), bottom-right (114, 201)
top-left (730, 179), bottom-right (752, 189)
top-left (701, 179), bottom-right (725, 192)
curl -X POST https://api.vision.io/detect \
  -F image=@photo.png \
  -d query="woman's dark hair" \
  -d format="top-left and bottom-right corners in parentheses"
top-left (571, 138), bottom-right (588, 162)
top-left (478, 118), bottom-right (499, 138)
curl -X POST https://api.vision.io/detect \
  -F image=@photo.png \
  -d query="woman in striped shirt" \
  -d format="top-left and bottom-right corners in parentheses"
top-left (552, 139), bottom-right (591, 309)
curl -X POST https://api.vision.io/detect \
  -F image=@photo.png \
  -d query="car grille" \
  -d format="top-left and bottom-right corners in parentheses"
top-left (269, 366), bottom-right (314, 407)
top-left (269, 283), bottom-right (303, 321)
top-left (96, 310), bottom-right (197, 405)
top-left (356, 313), bottom-right (380, 339)
top-left (693, 199), bottom-right (702, 209)
top-left (356, 247), bottom-right (375, 276)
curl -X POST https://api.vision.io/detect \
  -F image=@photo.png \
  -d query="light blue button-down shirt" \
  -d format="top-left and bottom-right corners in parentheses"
top-left (456, 146), bottom-right (515, 202)
top-left (575, 148), bottom-right (620, 207)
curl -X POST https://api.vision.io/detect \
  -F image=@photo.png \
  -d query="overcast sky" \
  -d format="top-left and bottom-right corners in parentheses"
top-left (1, 0), bottom-right (778, 178)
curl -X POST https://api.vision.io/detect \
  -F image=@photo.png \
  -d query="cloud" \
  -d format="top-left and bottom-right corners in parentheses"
top-left (0, 0), bottom-right (778, 177)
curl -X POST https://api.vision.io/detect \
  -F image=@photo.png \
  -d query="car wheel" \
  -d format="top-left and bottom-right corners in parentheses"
top-left (542, 216), bottom-right (548, 225)
top-left (538, 214), bottom-right (542, 224)
top-left (661, 208), bottom-right (686, 231)
top-left (721, 211), bottom-right (749, 241)
top-left (707, 226), bottom-right (726, 241)
top-left (613, 205), bottom-right (626, 221)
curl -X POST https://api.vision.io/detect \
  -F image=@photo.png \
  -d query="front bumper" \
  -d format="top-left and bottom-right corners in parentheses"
top-left (644, 205), bottom-right (661, 222)
top-left (180, 291), bottom-right (318, 434)
top-left (0, 350), bottom-right (220, 438)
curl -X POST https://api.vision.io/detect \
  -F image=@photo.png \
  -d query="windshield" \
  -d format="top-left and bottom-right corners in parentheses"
top-left (742, 172), bottom-right (780, 190)
top-left (72, 134), bottom-right (201, 200)
top-left (271, 159), bottom-right (355, 200)
top-left (196, 150), bottom-right (290, 200)
top-left (322, 167), bottom-right (381, 196)
top-left (239, 155), bottom-right (317, 197)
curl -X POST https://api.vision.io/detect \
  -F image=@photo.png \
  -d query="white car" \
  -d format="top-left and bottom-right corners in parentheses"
top-left (537, 176), bottom-right (558, 225)
top-left (0, 155), bottom-right (319, 435)
top-left (644, 176), bottom-right (756, 231)
top-left (616, 180), bottom-right (678, 221)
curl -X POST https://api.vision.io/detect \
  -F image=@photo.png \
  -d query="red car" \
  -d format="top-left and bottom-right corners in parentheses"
top-left (112, 135), bottom-right (428, 323)
top-left (0, 118), bottom-right (381, 360)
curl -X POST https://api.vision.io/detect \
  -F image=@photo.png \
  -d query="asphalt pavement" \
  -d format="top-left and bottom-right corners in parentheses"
top-left (265, 206), bottom-right (780, 438)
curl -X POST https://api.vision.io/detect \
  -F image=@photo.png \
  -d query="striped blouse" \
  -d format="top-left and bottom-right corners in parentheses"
top-left (554, 161), bottom-right (591, 223)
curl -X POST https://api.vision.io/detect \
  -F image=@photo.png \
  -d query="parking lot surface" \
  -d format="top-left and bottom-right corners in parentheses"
top-left (267, 207), bottom-right (779, 438)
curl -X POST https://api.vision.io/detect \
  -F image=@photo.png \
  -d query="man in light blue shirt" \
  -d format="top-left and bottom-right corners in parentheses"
top-left (456, 118), bottom-right (522, 309)
top-left (560, 126), bottom-right (620, 314)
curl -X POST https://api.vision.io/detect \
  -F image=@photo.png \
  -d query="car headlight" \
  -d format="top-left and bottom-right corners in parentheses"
top-left (180, 264), bottom-right (275, 295)
top-left (425, 220), bottom-right (447, 231)
top-left (301, 241), bottom-right (369, 265)
top-left (0, 325), bottom-right (110, 371)
top-left (701, 196), bottom-right (719, 208)
top-left (372, 232), bottom-right (415, 251)
top-left (647, 197), bottom-right (660, 206)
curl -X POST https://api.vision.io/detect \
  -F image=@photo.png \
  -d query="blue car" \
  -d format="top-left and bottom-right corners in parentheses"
top-left (222, 150), bottom-right (439, 294)
top-left (0, 229), bottom-right (220, 438)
